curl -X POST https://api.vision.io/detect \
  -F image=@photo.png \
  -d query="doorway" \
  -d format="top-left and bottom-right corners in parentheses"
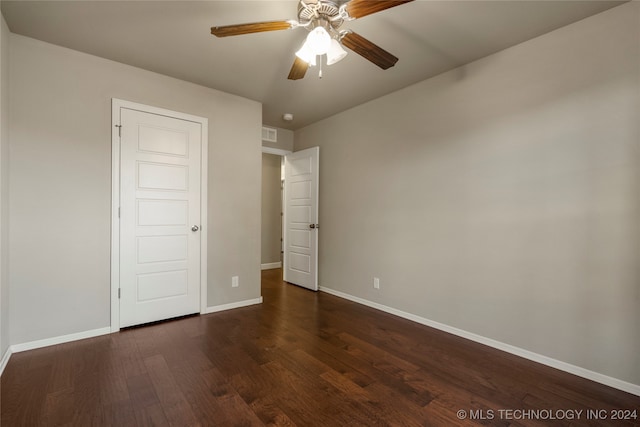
top-left (261, 146), bottom-right (320, 291)
top-left (261, 152), bottom-right (284, 270)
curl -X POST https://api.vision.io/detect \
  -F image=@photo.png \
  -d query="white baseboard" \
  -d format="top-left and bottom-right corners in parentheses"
top-left (261, 262), bottom-right (282, 270)
top-left (3, 295), bottom-right (263, 361)
top-left (203, 297), bottom-right (263, 314)
top-left (10, 327), bottom-right (112, 353)
top-left (7, 298), bottom-right (264, 355)
top-left (0, 346), bottom-right (12, 376)
top-left (319, 286), bottom-right (640, 397)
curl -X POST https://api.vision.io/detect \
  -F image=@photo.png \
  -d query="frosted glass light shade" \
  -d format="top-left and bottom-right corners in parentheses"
top-left (295, 43), bottom-right (317, 66)
top-left (326, 39), bottom-right (348, 65)
top-left (306, 26), bottom-right (331, 55)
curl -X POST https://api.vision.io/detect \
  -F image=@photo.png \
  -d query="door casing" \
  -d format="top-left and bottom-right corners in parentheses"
top-left (111, 98), bottom-right (208, 332)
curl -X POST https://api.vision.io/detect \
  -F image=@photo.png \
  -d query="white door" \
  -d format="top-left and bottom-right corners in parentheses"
top-left (283, 147), bottom-right (319, 291)
top-left (119, 107), bottom-right (202, 327)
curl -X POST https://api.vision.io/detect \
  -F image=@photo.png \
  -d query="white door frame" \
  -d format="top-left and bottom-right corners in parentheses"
top-left (110, 98), bottom-right (208, 332)
top-left (262, 146), bottom-right (292, 156)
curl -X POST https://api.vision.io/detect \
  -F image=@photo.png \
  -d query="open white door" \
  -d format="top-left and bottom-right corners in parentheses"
top-left (283, 147), bottom-right (319, 291)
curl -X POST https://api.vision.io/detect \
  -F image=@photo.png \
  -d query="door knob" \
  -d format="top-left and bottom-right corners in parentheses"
top-left (191, 225), bottom-right (200, 232)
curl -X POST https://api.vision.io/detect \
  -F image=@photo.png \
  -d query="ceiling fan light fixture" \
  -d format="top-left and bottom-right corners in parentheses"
top-left (210, 0), bottom-right (416, 81)
top-left (326, 39), bottom-right (348, 65)
top-left (306, 26), bottom-right (331, 55)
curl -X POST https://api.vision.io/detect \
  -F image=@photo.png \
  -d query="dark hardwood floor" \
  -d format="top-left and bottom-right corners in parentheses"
top-left (2, 268), bottom-right (638, 426)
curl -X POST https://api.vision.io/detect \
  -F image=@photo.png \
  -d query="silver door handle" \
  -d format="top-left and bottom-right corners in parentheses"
top-left (191, 225), bottom-right (200, 232)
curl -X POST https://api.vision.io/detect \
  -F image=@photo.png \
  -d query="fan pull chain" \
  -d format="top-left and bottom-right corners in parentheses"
top-left (319, 55), bottom-right (323, 79)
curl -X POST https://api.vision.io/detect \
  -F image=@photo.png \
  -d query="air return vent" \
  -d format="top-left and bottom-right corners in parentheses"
top-left (262, 126), bottom-right (278, 143)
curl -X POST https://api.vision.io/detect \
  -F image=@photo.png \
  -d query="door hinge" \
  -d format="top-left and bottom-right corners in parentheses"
top-left (118, 288), bottom-right (121, 299)
top-left (115, 124), bottom-right (122, 137)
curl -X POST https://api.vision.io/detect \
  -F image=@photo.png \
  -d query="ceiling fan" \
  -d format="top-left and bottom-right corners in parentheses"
top-left (211, 0), bottom-right (414, 80)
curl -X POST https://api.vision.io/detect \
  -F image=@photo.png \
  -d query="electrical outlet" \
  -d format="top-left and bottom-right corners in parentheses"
top-left (232, 276), bottom-right (239, 287)
top-left (373, 277), bottom-right (380, 289)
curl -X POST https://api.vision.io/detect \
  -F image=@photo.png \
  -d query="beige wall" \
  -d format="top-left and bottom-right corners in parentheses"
top-left (0, 14), bottom-right (9, 358)
top-left (261, 153), bottom-right (282, 265)
top-left (262, 126), bottom-right (293, 152)
top-left (295, 3), bottom-right (640, 385)
top-left (9, 34), bottom-right (262, 345)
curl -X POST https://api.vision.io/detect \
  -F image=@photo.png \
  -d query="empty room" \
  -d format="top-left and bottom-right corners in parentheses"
top-left (0, 0), bottom-right (638, 425)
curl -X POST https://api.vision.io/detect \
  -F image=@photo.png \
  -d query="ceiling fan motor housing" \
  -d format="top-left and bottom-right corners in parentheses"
top-left (298, 0), bottom-right (345, 31)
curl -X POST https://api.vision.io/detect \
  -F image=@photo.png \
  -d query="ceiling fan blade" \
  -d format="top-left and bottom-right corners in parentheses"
top-left (345, 0), bottom-right (414, 19)
top-left (341, 32), bottom-right (398, 70)
top-left (287, 57), bottom-right (309, 80)
top-left (211, 20), bottom-right (294, 37)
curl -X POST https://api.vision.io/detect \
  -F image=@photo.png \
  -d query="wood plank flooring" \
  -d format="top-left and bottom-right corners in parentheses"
top-left (2, 268), bottom-right (638, 426)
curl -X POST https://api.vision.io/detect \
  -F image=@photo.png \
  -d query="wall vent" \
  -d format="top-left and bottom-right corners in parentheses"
top-left (262, 126), bottom-right (278, 143)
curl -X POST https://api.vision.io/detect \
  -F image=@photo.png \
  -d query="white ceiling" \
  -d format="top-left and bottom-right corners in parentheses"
top-left (1, 0), bottom-right (625, 130)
